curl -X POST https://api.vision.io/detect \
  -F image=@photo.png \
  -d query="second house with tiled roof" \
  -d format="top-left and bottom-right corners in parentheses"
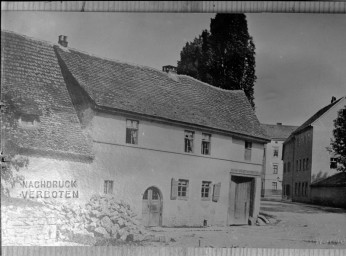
top-left (282, 96), bottom-right (346, 205)
top-left (3, 31), bottom-right (270, 227)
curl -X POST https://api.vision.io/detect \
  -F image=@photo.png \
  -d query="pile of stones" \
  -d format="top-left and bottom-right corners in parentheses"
top-left (43, 194), bottom-right (150, 242)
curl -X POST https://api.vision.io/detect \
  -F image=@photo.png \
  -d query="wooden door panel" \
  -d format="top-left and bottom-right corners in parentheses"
top-left (231, 176), bottom-right (253, 225)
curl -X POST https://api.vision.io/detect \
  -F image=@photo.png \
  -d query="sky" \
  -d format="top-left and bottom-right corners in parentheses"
top-left (2, 12), bottom-right (345, 126)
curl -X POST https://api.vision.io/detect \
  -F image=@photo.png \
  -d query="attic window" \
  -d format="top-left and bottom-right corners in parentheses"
top-left (18, 114), bottom-right (40, 128)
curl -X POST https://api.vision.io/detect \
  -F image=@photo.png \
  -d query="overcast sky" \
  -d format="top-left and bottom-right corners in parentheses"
top-left (2, 12), bottom-right (345, 126)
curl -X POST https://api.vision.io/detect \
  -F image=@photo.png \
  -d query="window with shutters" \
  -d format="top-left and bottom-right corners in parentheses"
top-left (126, 120), bottom-right (138, 145)
top-left (184, 131), bottom-right (194, 153)
top-left (244, 141), bottom-right (252, 161)
top-left (201, 181), bottom-right (211, 200)
top-left (201, 133), bottom-right (211, 155)
top-left (212, 182), bottom-right (221, 202)
top-left (104, 180), bottom-right (113, 194)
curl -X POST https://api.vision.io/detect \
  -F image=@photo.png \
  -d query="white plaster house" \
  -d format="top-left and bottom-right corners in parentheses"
top-left (282, 96), bottom-right (346, 206)
top-left (2, 31), bottom-right (270, 227)
top-left (261, 123), bottom-right (298, 198)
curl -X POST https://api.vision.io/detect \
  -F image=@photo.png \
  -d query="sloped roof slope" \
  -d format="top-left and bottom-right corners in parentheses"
top-left (55, 47), bottom-right (268, 140)
top-left (293, 97), bottom-right (344, 135)
top-left (311, 172), bottom-right (346, 187)
top-left (1, 31), bottom-right (92, 160)
top-left (261, 123), bottom-right (298, 140)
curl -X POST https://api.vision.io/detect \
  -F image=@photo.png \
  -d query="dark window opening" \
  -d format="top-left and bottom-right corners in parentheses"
top-left (126, 120), bottom-right (138, 144)
top-left (184, 131), bottom-right (194, 153)
top-left (104, 180), bottom-right (114, 194)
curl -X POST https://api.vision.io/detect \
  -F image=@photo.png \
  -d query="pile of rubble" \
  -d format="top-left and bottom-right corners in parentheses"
top-left (43, 194), bottom-right (150, 243)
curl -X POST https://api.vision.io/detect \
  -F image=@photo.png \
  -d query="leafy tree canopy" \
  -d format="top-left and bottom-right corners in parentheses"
top-left (330, 104), bottom-right (346, 172)
top-left (177, 14), bottom-right (256, 108)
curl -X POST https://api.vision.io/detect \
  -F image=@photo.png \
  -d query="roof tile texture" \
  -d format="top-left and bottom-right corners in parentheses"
top-left (56, 48), bottom-right (268, 140)
top-left (2, 31), bottom-right (92, 158)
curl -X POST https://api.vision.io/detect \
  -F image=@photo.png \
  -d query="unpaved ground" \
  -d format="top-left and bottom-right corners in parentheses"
top-left (144, 200), bottom-right (346, 249)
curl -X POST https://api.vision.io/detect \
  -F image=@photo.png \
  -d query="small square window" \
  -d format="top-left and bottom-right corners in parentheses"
top-left (201, 181), bottom-right (211, 200)
top-left (184, 131), bottom-right (194, 153)
top-left (201, 133), bottom-right (211, 155)
top-left (273, 164), bottom-right (278, 174)
top-left (178, 179), bottom-right (189, 198)
top-left (330, 158), bottom-right (337, 169)
top-left (104, 180), bottom-right (114, 194)
top-left (126, 120), bottom-right (139, 144)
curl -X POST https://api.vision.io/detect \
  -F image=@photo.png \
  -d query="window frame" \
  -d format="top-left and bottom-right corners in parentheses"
top-left (272, 182), bottom-right (277, 191)
top-left (273, 146), bottom-right (279, 158)
top-left (201, 133), bottom-right (211, 155)
top-left (184, 131), bottom-right (194, 153)
top-left (330, 158), bottom-right (338, 169)
top-left (273, 164), bottom-right (279, 174)
top-left (201, 181), bottom-right (212, 200)
top-left (126, 119), bottom-right (139, 145)
top-left (177, 179), bottom-right (189, 199)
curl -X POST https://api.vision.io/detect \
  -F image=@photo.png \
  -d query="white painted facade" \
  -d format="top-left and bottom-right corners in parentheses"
top-left (11, 110), bottom-right (265, 227)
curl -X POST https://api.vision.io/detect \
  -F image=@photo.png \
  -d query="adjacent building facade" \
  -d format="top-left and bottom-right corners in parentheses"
top-left (2, 31), bottom-right (270, 227)
top-left (282, 96), bottom-right (346, 206)
top-left (261, 123), bottom-right (298, 198)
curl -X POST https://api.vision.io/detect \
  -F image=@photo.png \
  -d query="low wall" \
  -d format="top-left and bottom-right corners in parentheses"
top-left (310, 186), bottom-right (346, 208)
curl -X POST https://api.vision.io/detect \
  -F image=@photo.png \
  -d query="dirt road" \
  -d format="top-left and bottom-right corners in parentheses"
top-left (145, 200), bottom-right (346, 248)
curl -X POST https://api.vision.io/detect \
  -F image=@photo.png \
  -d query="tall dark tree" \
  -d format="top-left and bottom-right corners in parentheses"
top-left (330, 105), bottom-right (346, 172)
top-left (177, 14), bottom-right (256, 108)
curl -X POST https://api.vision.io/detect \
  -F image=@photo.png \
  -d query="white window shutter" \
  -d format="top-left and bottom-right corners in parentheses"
top-left (171, 178), bottom-right (178, 200)
top-left (212, 182), bottom-right (221, 202)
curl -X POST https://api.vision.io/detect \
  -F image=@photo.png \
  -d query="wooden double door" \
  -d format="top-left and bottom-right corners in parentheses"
top-left (142, 186), bottom-right (162, 227)
top-left (229, 176), bottom-right (255, 225)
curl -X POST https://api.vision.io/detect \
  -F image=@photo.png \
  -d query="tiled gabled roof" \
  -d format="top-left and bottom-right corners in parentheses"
top-left (55, 47), bottom-right (268, 141)
top-left (261, 123), bottom-right (298, 140)
top-left (293, 97), bottom-right (345, 135)
top-left (1, 31), bottom-right (93, 161)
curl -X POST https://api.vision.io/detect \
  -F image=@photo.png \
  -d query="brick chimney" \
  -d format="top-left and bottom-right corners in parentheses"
top-left (162, 65), bottom-right (177, 74)
top-left (331, 96), bottom-right (336, 104)
top-left (58, 35), bottom-right (68, 47)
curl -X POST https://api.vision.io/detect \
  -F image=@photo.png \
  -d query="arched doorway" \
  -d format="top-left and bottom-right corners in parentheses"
top-left (142, 186), bottom-right (162, 227)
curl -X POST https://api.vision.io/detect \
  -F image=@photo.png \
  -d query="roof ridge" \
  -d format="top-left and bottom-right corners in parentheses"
top-left (64, 45), bottom-right (171, 75)
top-left (1, 29), bottom-right (55, 47)
top-left (178, 74), bottom-right (245, 94)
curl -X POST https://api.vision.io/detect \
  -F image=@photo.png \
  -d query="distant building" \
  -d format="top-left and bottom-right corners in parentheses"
top-left (261, 123), bottom-right (298, 198)
top-left (282, 96), bottom-right (346, 207)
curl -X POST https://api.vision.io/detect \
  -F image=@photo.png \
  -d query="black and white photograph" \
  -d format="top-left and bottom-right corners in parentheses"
top-left (1, 1), bottom-right (346, 254)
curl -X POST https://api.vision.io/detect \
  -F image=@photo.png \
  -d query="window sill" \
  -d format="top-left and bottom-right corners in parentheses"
top-left (177, 197), bottom-right (189, 201)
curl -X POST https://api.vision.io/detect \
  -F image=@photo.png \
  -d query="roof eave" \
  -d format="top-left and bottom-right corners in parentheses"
top-left (94, 104), bottom-right (270, 143)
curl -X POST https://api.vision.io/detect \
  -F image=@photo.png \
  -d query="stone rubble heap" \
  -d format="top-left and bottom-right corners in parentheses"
top-left (44, 194), bottom-right (150, 242)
